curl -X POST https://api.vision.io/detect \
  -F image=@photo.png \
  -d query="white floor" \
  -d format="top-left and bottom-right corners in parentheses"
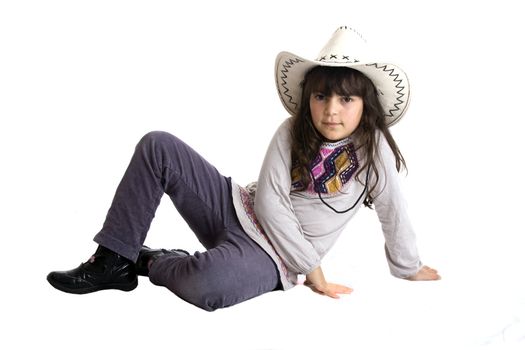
top-left (8, 218), bottom-right (525, 350)
top-left (2, 1), bottom-right (524, 349)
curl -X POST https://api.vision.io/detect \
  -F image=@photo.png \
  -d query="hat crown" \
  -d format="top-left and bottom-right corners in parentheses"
top-left (316, 26), bottom-right (368, 64)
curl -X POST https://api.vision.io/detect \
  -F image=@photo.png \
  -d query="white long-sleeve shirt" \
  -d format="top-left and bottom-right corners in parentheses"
top-left (231, 118), bottom-right (422, 290)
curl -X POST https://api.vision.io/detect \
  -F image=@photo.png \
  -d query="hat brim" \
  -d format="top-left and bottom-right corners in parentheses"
top-left (275, 51), bottom-right (411, 126)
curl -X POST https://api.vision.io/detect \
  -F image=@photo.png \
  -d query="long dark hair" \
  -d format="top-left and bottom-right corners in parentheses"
top-left (290, 66), bottom-right (406, 207)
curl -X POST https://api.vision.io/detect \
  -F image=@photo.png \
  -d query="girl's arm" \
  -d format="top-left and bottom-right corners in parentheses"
top-left (255, 120), bottom-right (359, 293)
top-left (372, 131), bottom-right (439, 280)
top-left (254, 119), bottom-right (321, 275)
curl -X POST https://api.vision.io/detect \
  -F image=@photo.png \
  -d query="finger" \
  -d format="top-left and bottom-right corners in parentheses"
top-left (422, 265), bottom-right (438, 274)
top-left (326, 292), bottom-right (340, 299)
top-left (432, 271), bottom-right (442, 280)
top-left (423, 269), bottom-right (440, 279)
top-left (327, 288), bottom-right (353, 297)
top-left (334, 285), bottom-right (353, 294)
top-left (420, 271), bottom-right (441, 281)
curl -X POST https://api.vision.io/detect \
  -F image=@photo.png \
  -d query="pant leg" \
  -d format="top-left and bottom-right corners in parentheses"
top-left (149, 224), bottom-right (281, 312)
top-left (94, 131), bottom-right (237, 262)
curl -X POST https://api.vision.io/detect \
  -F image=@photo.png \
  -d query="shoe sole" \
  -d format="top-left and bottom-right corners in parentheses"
top-left (47, 275), bottom-right (138, 295)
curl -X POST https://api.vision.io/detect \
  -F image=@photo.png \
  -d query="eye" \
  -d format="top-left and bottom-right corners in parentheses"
top-left (341, 96), bottom-right (354, 103)
top-left (312, 93), bottom-right (326, 101)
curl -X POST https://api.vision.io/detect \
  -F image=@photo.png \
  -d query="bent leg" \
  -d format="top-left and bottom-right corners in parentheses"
top-left (94, 131), bottom-right (235, 262)
top-left (149, 228), bottom-right (280, 311)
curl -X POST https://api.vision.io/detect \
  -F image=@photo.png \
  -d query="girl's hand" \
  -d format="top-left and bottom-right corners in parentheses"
top-left (304, 266), bottom-right (352, 299)
top-left (405, 265), bottom-right (441, 281)
top-left (304, 280), bottom-right (353, 299)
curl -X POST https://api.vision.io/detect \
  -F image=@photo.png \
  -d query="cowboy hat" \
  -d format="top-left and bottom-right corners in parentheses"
top-left (274, 26), bottom-right (410, 126)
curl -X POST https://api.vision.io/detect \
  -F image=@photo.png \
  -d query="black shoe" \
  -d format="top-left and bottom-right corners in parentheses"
top-left (135, 246), bottom-right (189, 276)
top-left (47, 246), bottom-right (138, 294)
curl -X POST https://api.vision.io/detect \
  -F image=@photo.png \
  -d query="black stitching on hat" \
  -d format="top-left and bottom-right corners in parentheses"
top-left (336, 26), bottom-right (367, 42)
top-left (279, 57), bottom-right (305, 110)
top-left (366, 63), bottom-right (407, 118)
top-left (330, 54), bottom-right (337, 59)
top-left (342, 55), bottom-right (349, 60)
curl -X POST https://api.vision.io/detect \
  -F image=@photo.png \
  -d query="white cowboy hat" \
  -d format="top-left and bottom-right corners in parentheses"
top-left (275, 26), bottom-right (410, 126)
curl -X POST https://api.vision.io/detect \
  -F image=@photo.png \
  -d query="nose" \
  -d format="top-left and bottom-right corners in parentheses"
top-left (324, 96), bottom-right (338, 117)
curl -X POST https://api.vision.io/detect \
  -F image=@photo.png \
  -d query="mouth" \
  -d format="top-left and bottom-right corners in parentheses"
top-left (322, 122), bottom-right (341, 127)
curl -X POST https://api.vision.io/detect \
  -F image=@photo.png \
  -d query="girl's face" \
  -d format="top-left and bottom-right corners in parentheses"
top-left (309, 92), bottom-right (363, 141)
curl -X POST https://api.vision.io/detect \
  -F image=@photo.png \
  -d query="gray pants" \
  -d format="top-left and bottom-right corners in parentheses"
top-left (94, 131), bottom-right (280, 311)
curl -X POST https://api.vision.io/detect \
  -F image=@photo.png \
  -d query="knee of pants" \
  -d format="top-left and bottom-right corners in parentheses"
top-left (171, 277), bottom-right (229, 312)
top-left (150, 254), bottom-right (229, 312)
top-left (137, 130), bottom-right (177, 150)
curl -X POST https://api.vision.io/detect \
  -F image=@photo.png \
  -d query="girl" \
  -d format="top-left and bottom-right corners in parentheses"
top-left (47, 26), bottom-right (440, 311)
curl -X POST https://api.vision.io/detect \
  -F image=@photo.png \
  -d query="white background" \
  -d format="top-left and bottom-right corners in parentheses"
top-left (1, 0), bottom-right (524, 349)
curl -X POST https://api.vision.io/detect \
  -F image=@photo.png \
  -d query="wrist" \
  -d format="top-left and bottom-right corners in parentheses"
top-left (305, 266), bottom-right (327, 289)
